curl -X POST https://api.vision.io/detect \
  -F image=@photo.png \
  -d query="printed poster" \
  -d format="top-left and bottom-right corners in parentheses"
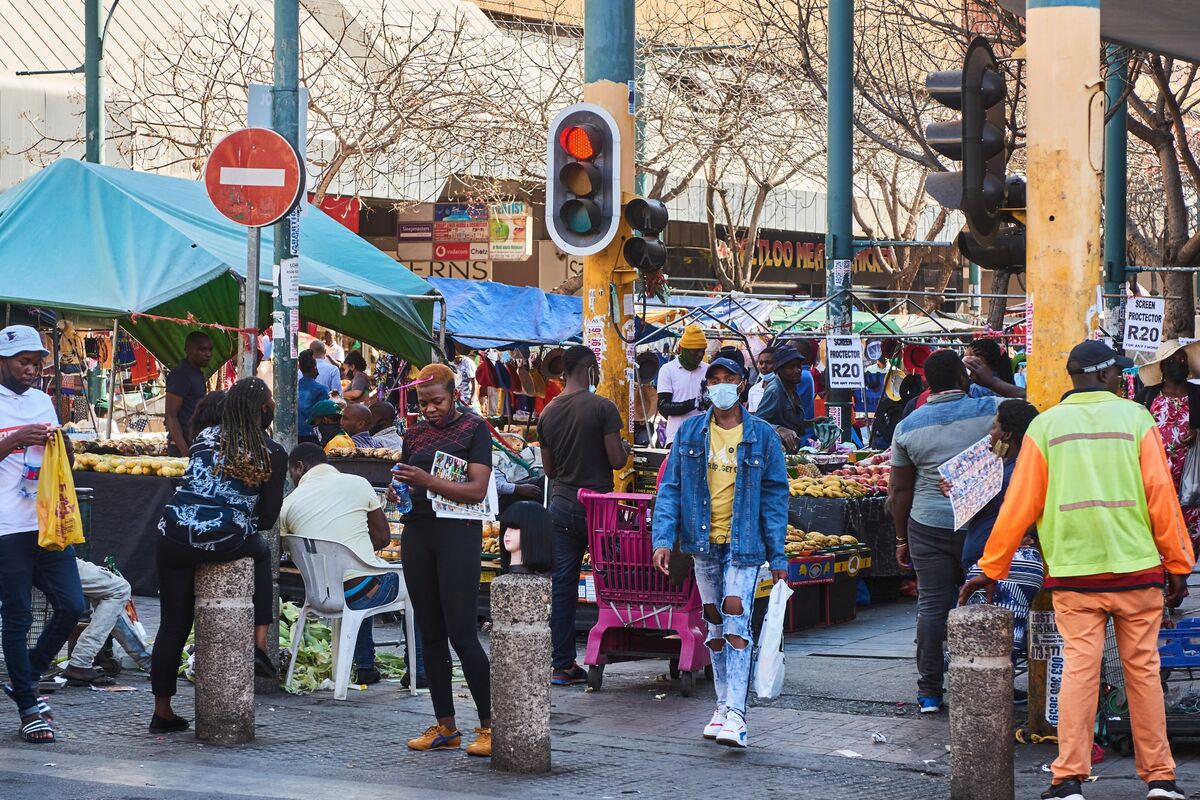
top-left (428, 450), bottom-right (498, 521)
top-left (937, 435), bottom-right (1003, 532)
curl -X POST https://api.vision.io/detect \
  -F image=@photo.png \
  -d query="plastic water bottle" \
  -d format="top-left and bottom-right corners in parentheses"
top-left (390, 468), bottom-right (413, 515)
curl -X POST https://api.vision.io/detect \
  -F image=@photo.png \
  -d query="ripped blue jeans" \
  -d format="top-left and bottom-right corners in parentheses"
top-left (692, 543), bottom-right (759, 717)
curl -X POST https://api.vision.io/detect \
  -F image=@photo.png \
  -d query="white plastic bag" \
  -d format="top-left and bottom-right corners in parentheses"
top-left (753, 579), bottom-right (793, 699)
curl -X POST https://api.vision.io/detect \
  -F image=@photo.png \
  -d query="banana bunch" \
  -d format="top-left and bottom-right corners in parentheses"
top-left (788, 475), bottom-right (867, 499)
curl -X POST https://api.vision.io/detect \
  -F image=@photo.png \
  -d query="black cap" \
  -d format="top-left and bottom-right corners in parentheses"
top-left (706, 357), bottom-right (746, 380)
top-left (773, 344), bottom-right (806, 369)
top-left (1066, 340), bottom-right (1134, 375)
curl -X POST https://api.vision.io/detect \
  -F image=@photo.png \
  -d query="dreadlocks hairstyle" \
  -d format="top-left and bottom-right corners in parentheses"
top-left (216, 377), bottom-right (273, 487)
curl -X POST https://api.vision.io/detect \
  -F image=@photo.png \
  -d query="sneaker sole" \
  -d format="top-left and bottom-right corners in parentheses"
top-left (703, 730), bottom-right (721, 740)
top-left (550, 677), bottom-right (586, 686)
top-left (1147, 793), bottom-right (1184, 800)
top-left (408, 740), bottom-right (462, 752)
top-left (715, 735), bottom-right (748, 748)
top-left (918, 707), bottom-right (940, 714)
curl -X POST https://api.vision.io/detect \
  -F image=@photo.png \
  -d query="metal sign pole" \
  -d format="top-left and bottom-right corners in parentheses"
top-left (241, 228), bottom-right (261, 379)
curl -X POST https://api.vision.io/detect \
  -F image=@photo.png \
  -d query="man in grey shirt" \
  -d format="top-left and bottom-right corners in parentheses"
top-left (889, 349), bottom-right (1005, 714)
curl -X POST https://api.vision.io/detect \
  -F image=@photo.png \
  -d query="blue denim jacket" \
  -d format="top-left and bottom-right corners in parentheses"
top-left (652, 408), bottom-right (790, 570)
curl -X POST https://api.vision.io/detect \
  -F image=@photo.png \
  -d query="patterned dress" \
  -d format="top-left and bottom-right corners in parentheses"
top-left (1150, 393), bottom-right (1200, 554)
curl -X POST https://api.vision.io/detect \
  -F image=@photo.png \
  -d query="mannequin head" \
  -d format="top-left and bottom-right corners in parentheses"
top-left (498, 501), bottom-right (554, 574)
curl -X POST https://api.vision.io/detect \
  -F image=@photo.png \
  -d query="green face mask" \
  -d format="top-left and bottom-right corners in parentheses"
top-left (678, 351), bottom-right (701, 371)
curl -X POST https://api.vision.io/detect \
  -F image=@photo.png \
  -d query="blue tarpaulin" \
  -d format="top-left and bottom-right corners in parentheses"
top-left (0, 159), bottom-right (437, 367)
top-left (428, 278), bottom-right (582, 350)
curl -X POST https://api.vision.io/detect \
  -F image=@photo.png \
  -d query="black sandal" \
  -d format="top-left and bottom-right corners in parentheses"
top-left (19, 716), bottom-right (54, 744)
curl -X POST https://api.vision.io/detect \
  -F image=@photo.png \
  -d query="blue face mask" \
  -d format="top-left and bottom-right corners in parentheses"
top-left (708, 382), bottom-right (740, 410)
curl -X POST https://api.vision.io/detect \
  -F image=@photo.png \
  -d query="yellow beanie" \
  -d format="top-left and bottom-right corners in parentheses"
top-left (679, 323), bottom-right (706, 351)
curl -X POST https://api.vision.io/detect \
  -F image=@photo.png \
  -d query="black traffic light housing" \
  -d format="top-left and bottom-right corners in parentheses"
top-left (622, 198), bottom-right (669, 274)
top-left (925, 36), bottom-right (1009, 246)
top-left (546, 103), bottom-right (622, 257)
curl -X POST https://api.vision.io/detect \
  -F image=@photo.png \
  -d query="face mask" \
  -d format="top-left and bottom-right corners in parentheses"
top-left (708, 383), bottom-right (740, 410)
top-left (678, 352), bottom-right (701, 371)
top-left (261, 406), bottom-right (275, 431)
top-left (1163, 360), bottom-right (1189, 384)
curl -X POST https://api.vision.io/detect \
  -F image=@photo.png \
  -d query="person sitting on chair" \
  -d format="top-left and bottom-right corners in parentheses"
top-left (63, 559), bottom-right (152, 686)
top-left (280, 443), bottom-right (398, 686)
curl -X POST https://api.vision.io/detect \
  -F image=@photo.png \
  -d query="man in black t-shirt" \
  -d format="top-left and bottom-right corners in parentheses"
top-left (165, 331), bottom-right (213, 456)
top-left (537, 346), bottom-right (629, 685)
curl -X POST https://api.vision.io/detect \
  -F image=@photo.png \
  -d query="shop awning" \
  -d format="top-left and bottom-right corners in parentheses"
top-left (0, 159), bottom-right (438, 368)
top-left (427, 277), bottom-right (582, 350)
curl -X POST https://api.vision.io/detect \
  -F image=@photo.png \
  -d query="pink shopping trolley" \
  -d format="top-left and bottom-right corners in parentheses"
top-left (578, 489), bottom-right (710, 696)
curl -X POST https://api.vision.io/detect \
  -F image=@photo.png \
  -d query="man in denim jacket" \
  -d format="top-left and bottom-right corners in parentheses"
top-left (652, 356), bottom-right (789, 749)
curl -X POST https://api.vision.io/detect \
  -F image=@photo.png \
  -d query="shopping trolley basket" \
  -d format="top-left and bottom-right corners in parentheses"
top-left (578, 490), bottom-right (710, 696)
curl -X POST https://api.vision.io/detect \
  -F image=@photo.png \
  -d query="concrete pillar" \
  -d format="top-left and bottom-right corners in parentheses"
top-left (490, 574), bottom-right (552, 774)
top-left (947, 604), bottom-right (1014, 800)
top-left (194, 559), bottom-right (255, 745)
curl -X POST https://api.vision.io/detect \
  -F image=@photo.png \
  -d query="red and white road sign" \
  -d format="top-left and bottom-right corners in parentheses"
top-left (204, 128), bottom-right (303, 227)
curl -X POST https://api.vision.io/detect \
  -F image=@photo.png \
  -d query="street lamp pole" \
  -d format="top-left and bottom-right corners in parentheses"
top-left (825, 0), bottom-right (854, 437)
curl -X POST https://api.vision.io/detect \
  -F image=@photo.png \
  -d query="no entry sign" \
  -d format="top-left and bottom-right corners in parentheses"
top-left (204, 128), bottom-right (303, 227)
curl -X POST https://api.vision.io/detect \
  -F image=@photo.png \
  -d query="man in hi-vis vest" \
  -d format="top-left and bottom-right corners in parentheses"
top-left (962, 340), bottom-right (1195, 800)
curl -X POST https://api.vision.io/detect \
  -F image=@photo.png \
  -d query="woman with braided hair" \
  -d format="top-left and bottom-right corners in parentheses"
top-left (150, 377), bottom-right (287, 734)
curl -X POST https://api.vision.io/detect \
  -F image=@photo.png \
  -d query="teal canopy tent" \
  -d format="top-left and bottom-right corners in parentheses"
top-left (0, 159), bottom-right (437, 369)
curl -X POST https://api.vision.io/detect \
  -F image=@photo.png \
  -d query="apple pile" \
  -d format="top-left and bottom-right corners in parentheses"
top-left (830, 464), bottom-right (890, 496)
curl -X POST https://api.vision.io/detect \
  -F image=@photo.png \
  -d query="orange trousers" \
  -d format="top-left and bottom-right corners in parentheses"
top-left (1051, 587), bottom-right (1174, 783)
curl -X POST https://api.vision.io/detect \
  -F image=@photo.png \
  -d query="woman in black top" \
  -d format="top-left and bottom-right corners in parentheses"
top-left (150, 378), bottom-right (287, 734)
top-left (391, 363), bottom-right (493, 757)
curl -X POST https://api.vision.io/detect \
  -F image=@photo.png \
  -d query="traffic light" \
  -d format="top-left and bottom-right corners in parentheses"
top-left (957, 175), bottom-right (1026, 272)
top-left (545, 102), bottom-right (622, 257)
top-left (925, 36), bottom-right (1009, 245)
top-left (622, 198), bottom-right (669, 274)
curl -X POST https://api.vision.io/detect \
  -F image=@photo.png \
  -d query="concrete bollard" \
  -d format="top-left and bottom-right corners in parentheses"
top-left (194, 558), bottom-right (255, 745)
top-left (490, 574), bottom-right (552, 773)
top-left (947, 604), bottom-right (1014, 800)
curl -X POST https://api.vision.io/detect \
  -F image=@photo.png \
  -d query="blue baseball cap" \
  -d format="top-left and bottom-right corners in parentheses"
top-left (705, 357), bottom-right (745, 380)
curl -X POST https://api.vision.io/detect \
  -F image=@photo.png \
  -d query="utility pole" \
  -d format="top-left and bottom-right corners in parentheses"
top-left (1022, 0), bottom-right (1104, 740)
top-left (1024, 0), bottom-right (1102, 410)
top-left (271, 0), bottom-right (300, 450)
top-left (582, 0), bottom-right (636, 483)
top-left (84, 0), bottom-right (105, 163)
top-left (261, 0), bottom-right (302, 697)
top-left (825, 0), bottom-right (854, 437)
top-left (1103, 45), bottom-right (1128, 334)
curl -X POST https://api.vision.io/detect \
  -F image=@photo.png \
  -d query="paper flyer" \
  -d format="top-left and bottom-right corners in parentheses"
top-left (429, 450), bottom-right (498, 521)
top-left (937, 435), bottom-right (1003, 531)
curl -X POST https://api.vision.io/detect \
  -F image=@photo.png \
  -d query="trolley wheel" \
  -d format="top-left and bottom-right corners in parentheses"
top-left (587, 665), bottom-right (604, 691)
top-left (680, 670), bottom-right (696, 697)
top-left (669, 659), bottom-right (680, 680)
top-left (1114, 735), bottom-right (1133, 757)
top-left (704, 664), bottom-right (714, 681)
top-left (94, 655), bottom-right (121, 677)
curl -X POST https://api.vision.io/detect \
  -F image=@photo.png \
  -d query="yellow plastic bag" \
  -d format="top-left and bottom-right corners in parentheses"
top-left (36, 430), bottom-right (85, 551)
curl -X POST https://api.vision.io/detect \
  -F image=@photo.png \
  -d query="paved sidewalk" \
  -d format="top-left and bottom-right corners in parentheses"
top-left (2, 596), bottom-right (1199, 799)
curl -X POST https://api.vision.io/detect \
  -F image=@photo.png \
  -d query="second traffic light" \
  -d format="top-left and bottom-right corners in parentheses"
top-left (546, 103), bottom-right (622, 257)
top-left (925, 36), bottom-right (1009, 245)
top-left (622, 198), bottom-right (669, 274)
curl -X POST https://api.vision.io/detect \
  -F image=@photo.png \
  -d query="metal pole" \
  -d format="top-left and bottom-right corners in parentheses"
top-left (968, 262), bottom-right (982, 315)
top-left (583, 0), bottom-right (636, 486)
top-left (263, 0), bottom-right (301, 698)
top-left (825, 0), bottom-right (854, 437)
top-left (84, 0), bottom-right (105, 164)
top-left (271, 0), bottom-right (300, 450)
top-left (241, 228), bottom-right (261, 379)
top-left (106, 319), bottom-right (118, 438)
top-left (1104, 45), bottom-right (1128, 328)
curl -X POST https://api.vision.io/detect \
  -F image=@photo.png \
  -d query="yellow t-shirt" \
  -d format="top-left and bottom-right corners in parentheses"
top-left (707, 421), bottom-right (742, 544)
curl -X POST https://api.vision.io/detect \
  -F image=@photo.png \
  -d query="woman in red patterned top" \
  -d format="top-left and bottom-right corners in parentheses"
top-left (390, 363), bottom-right (494, 757)
top-left (1136, 340), bottom-right (1200, 555)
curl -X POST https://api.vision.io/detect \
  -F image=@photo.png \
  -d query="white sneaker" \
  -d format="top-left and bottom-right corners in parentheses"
top-left (703, 706), bottom-right (727, 739)
top-left (715, 710), bottom-right (748, 748)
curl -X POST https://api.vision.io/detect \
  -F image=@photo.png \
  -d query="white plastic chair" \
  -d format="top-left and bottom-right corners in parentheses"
top-left (283, 536), bottom-right (418, 700)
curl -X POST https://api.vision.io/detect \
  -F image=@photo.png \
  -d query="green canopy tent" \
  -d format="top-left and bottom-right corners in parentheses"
top-left (0, 159), bottom-right (438, 370)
